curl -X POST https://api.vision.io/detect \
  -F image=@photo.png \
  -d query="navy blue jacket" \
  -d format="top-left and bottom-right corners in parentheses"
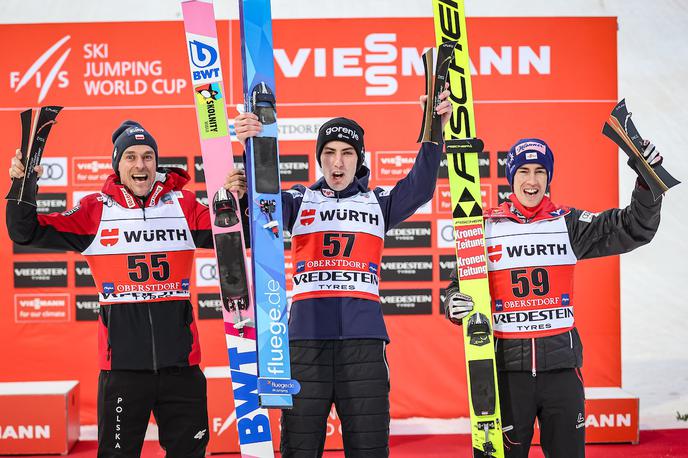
top-left (282, 142), bottom-right (441, 341)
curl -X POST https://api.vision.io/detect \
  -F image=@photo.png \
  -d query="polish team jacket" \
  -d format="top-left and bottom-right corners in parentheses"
top-left (6, 169), bottom-right (213, 370)
top-left (449, 184), bottom-right (662, 372)
top-left (282, 142), bottom-right (441, 341)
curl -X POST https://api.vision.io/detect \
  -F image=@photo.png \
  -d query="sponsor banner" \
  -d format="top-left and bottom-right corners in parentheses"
top-left (194, 156), bottom-right (205, 182)
top-left (72, 157), bottom-right (112, 187)
top-left (279, 154), bottom-right (309, 182)
top-left (435, 184), bottom-right (452, 213)
top-left (158, 155), bottom-right (189, 171)
top-left (276, 117), bottom-right (329, 141)
top-left (15, 293), bottom-right (70, 323)
top-left (75, 294), bottom-right (100, 321)
top-left (193, 82), bottom-right (229, 139)
top-left (196, 190), bottom-right (208, 207)
top-left (74, 261), bottom-right (95, 287)
top-left (439, 151), bottom-right (490, 179)
top-left (493, 306), bottom-right (574, 334)
top-left (13, 193), bottom-right (67, 254)
top-left (35, 192), bottom-right (67, 214)
top-left (498, 184), bottom-right (511, 204)
top-left (481, 184), bottom-right (493, 210)
top-left (454, 224), bottom-right (488, 281)
top-left (439, 287), bottom-right (447, 315)
top-left (380, 289), bottom-right (433, 315)
top-left (384, 221), bottom-right (431, 248)
top-left (187, 32), bottom-right (222, 85)
top-left (439, 254), bottom-right (457, 281)
top-left (381, 255), bottom-right (433, 282)
top-left (436, 218), bottom-right (454, 249)
top-left (198, 293), bottom-right (222, 320)
top-left (375, 151), bottom-right (417, 181)
top-left (72, 190), bottom-right (98, 206)
top-left (37, 156), bottom-right (68, 187)
top-left (13, 261), bottom-right (68, 288)
top-left (497, 151), bottom-right (508, 178)
top-left (196, 257), bottom-right (219, 287)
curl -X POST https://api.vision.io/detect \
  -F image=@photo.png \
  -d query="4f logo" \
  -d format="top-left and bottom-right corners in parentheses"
top-left (187, 35), bottom-right (220, 83)
top-left (9, 35), bottom-right (71, 103)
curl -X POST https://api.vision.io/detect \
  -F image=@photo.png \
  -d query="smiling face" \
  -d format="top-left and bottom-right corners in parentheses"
top-left (117, 145), bottom-right (157, 198)
top-left (320, 140), bottom-right (358, 191)
top-left (512, 163), bottom-right (548, 207)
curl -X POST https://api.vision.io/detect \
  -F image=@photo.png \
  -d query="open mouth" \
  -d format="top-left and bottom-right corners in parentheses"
top-left (131, 173), bottom-right (148, 183)
top-left (523, 188), bottom-right (539, 196)
top-left (332, 171), bottom-right (345, 180)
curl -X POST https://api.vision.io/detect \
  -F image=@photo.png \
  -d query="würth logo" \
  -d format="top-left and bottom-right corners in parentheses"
top-left (487, 245), bottom-right (502, 263)
top-left (300, 209), bottom-right (316, 226)
top-left (100, 228), bottom-right (119, 247)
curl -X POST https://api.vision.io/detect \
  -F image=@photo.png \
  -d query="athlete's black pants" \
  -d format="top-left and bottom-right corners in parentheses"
top-left (281, 339), bottom-right (390, 458)
top-left (499, 368), bottom-right (586, 458)
top-left (97, 365), bottom-right (209, 458)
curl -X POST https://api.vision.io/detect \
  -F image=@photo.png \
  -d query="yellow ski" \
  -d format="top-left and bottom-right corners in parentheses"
top-left (431, 0), bottom-right (504, 456)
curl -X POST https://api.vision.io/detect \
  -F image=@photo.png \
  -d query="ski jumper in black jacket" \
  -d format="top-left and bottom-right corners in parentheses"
top-left (7, 121), bottom-right (214, 458)
top-left (445, 138), bottom-right (662, 458)
top-left (279, 141), bottom-right (441, 457)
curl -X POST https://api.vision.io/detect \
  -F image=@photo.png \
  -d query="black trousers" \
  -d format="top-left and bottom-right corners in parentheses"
top-left (97, 365), bottom-right (208, 458)
top-left (281, 339), bottom-right (390, 458)
top-left (499, 369), bottom-right (586, 458)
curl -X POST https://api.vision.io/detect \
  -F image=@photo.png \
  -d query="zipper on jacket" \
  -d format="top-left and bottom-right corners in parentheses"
top-left (147, 304), bottom-right (158, 372)
top-left (531, 338), bottom-right (537, 377)
top-left (569, 330), bottom-right (573, 348)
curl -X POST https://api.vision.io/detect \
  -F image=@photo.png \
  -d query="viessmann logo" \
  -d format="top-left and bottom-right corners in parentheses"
top-left (9, 35), bottom-right (71, 103)
top-left (0, 424), bottom-right (51, 439)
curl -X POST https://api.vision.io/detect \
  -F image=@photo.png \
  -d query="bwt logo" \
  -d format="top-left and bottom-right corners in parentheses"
top-left (9, 35), bottom-right (71, 103)
top-left (188, 38), bottom-right (220, 82)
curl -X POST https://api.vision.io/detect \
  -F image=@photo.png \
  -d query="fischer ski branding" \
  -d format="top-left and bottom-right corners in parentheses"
top-left (238, 0), bottom-right (298, 408)
top-left (181, 1), bottom-right (274, 455)
top-left (431, 0), bottom-right (505, 456)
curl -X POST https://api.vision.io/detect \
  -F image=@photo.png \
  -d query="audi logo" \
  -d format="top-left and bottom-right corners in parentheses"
top-left (199, 263), bottom-right (218, 281)
top-left (39, 163), bottom-right (65, 180)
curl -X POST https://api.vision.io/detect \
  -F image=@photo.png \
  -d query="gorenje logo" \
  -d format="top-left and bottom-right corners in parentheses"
top-left (9, 35), bottom-right (71, 103)
top-left (325, 125), bottom-right (359, 141)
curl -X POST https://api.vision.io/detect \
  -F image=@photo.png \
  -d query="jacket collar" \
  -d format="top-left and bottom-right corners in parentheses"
top-left (309, 165), bottom-right (371, 199)
top-left (484, 194), bottom-right (569, 223)
top-left (101, 167), bottom-right (190, 209)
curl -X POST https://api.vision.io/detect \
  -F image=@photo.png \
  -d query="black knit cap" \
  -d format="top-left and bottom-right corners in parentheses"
top-left (315, 117), bottom-right (365, 169)
top-left (111, 120), bottom-right (158, 173)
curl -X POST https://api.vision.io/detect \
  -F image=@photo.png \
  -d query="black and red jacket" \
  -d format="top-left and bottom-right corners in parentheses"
top-left (6, 168), bottom-right (212, 371)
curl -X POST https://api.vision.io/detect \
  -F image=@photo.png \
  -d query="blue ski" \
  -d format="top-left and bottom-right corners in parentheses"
top-left (238, 0), bottom-right (298, 409)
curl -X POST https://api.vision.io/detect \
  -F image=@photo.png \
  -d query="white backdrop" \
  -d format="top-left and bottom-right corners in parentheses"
top-left (3, 0), bottom-right (687, 430)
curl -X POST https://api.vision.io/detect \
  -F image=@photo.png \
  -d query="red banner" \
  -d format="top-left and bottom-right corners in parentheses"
top-left (0, 17), bottom-right (618, 425)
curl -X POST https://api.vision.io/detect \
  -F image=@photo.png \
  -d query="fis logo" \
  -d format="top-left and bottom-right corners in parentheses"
top-left (187, 35), bottom-right (220, 83)
top-left (9, 35), bottom-right (71, 103)
top-left (100, 228), bottom-right (119, 247)
top-left (300, 209), bottom-right (316, 226)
